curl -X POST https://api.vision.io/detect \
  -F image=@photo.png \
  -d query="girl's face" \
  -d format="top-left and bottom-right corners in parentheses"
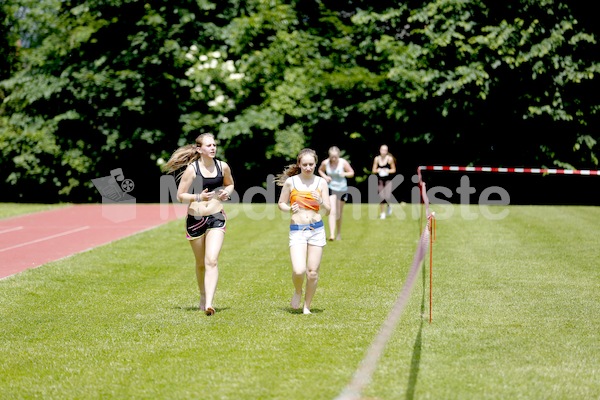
top-left (198, 138), bottom-right (217, 157)
top-left (380, 145), bottom-right (388, 156)
top-left (329, 153), bottom-right (339, 164)
top-left (298, 155), bottom-right (317, 175)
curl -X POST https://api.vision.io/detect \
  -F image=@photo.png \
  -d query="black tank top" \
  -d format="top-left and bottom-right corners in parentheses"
top-left (193, 160), bottom-right (224, 191)
top-left (377, 158), bottom-right (393, 181)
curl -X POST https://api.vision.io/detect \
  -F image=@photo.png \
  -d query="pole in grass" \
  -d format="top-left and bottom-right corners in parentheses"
top-left (417, 166), bottom-right (435, 323)
top-left (417, 163), bottom-right (600, 323)
top-left (429, 211), bottom-right (436, 324)
top-left (335, 215), bottom-right (433, 400)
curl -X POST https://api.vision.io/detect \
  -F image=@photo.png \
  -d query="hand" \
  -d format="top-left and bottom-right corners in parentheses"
top-left (290, 202), bottom-right (299, 213)
top-left (217, 189), bottom-right (230, 201)
top-left (311, 190), bottom-right (323, 205)
top-left (202, 188), bottom-right (215, 201)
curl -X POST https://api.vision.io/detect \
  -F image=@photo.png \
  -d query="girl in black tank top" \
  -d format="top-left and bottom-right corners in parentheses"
top-left (193, 159), bottom-right (224, 191)
top-left (161, 133), bottom-right (235, 317)
top-left (372, 145), bottom-right (397, 219)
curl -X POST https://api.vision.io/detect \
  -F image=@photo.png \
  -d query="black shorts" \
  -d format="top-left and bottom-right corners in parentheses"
top-left (329, 188), bottom-right (350, 202)
top-left (186, 210), bottom-right (226, 240)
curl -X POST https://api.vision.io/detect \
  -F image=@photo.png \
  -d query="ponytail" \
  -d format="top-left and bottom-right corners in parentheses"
top-left (161, 133), bottom-right (216, 179)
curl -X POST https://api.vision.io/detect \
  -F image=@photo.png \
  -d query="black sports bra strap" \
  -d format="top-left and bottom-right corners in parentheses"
top-left (194, 159), bottom-right (223, 178)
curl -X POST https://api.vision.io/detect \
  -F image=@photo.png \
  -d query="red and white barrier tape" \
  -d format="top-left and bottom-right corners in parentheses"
top-left (336, 164), bottom-right (597, 399)
top-left (418, 165), bottom-right (600, 175)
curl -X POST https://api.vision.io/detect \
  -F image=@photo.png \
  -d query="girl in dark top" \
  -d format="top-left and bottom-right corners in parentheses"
top-left (162, 133), bottom-right (234, 316)
top-left (372, 144), bottom-right (397, 219)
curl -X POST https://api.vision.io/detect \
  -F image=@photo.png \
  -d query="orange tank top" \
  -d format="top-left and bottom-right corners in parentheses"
top-left (290, 176), bottom-right (321, 211)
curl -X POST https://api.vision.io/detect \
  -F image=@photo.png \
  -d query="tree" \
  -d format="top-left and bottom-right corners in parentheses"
top-left (1, 0), bottom-right (597, 202)
top-left (352, 0), bottom-right (599, 170)
top-left (0, 0), bottom-right (237, 202)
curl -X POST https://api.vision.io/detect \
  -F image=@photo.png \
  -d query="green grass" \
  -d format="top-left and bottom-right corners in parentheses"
top-left (0, 202), bottom-right (69, 219)
top-left (1, 204), bottom-right (599, 399)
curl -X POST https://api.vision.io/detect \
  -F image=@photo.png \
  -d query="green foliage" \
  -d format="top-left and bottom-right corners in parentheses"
top-left (357, 0), bottom-right (599, 168)
top-left (1, 0), bottom-right (227, 201)
top-left (0, 0), bottom-right (598, 201)
top-left (0, 4), bottom-right (16, 81)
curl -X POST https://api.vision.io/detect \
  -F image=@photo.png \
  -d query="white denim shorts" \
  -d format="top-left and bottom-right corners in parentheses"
top-left (289, 221), bottom-right (326, 247)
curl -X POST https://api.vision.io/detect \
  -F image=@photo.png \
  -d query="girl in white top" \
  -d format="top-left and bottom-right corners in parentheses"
top-left (276, 148), bottom-right (331, 314)
top-left (318, 146), bottom-right (355, 241)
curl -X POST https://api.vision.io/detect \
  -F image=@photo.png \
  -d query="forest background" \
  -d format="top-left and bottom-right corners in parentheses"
top-left (1, 0), bottom-right (598, 205)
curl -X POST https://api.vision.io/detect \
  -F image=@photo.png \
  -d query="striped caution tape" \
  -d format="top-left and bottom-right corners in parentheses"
top-left (418, 166), bottom-right (600, 175)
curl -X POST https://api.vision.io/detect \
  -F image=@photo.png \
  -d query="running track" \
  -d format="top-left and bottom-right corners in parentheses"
top-left (0, 204), bottom-right (186, 279)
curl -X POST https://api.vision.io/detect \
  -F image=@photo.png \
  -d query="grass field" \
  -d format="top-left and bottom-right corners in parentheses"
top-left (0, 203), bottom-right (68, 219)
top-left (1, 203), bottom-right (599, 399)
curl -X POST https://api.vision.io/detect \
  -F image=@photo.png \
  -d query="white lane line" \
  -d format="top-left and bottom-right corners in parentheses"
top-left (0, 226), bottom-right (24, 235)
top-left (0, 226), bottom-right (91, 253)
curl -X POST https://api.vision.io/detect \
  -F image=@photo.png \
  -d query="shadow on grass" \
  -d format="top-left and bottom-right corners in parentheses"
top-left (176, 305), bottom-right (232, 314)
top-left (281, 307), bottom-right (324, 314)
top-left (404, 264), bottom-right (427, 400)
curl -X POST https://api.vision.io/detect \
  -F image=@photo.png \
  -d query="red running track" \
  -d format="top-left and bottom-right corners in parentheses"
top-left (0, 204), bottom-right (187, 279)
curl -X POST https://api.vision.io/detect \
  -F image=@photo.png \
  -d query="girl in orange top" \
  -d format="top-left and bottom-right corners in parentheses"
top-left (276, 148), bottom-right (331, 314)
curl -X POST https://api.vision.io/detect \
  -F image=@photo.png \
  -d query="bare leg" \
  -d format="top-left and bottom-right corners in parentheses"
top-left (303, 245), bottom-right (323, 314)
top-left (336, 198), bottom-right (345, 240)
top-left (189, 238), bottom-right (206, 310)
top-left (328, 194), bottom-right (338, 241)
top-left (289, 244), bottom-right (308, 309)
top-left (202, 229), bottom-right (225, 315)
top-left (378, 180), bottom-right (387, 219)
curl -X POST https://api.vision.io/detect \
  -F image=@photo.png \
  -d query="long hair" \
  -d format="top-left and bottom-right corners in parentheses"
top-left (162, 133), bottom-right (215, 179)
top-left (274, 148), bottom-right (318, 186)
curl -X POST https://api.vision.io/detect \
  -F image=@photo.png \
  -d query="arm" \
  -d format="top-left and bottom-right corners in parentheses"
top-left (217, 161), bottom-right (235, 201)
top-left (318, 160), bottom-right (331, 183)
top-left (278, 178), bottom-right (293, 212)
top-left (343, 159), bottom-right (355, 179)
top-left (317, 178), bottom-right (331, 216)
top-left (372, 156), bottom-right (379, 174)
top-left (388, 156), bottom-right (397, 175)
top-left (177, 165), bottom-right (206, 203)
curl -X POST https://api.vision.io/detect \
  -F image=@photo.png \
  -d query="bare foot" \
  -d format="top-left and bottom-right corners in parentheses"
top-left (291, 292), bottom-right (302, 309)
top-left (205, 307), bottom-right (215, 316)
top-left (303, 307), bottom-right (312, 315)
top-left (328, 237), bottom-right (334, 241)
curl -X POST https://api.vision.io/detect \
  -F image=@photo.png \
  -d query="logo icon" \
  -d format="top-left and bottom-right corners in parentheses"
top-left (92, 168), bottom-right (135, 203)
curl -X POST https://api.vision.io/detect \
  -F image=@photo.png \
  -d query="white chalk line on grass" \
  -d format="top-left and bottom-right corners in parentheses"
top-left (0, 226), bottom-right (24, 235)
top-left (0, 226), bottom-right (90, 253)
